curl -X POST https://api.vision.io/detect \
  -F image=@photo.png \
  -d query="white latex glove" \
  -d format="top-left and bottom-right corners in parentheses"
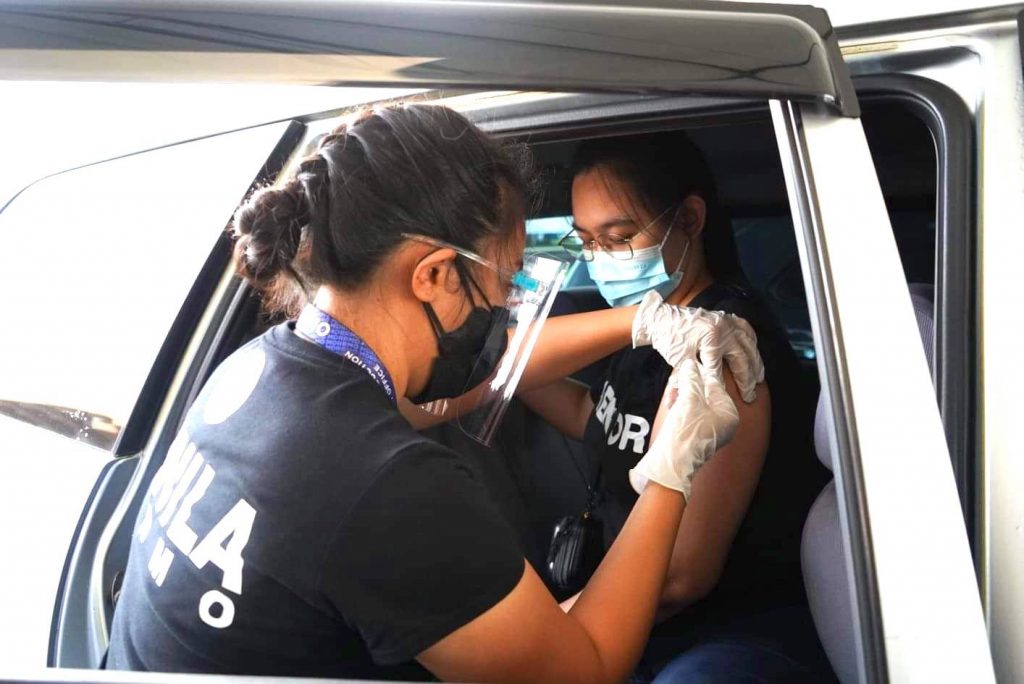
top-left (632, 290), bottom-right (765, 403)
top-left (629, 359), bottom-right (739, 499)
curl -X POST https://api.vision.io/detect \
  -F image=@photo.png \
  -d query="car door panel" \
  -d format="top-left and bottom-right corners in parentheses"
top-left (49, 456), bottom-right (137, 668)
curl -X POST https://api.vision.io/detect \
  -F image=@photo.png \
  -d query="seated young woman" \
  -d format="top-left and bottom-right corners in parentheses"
top-left (518, 132), bottom-right (833, 683)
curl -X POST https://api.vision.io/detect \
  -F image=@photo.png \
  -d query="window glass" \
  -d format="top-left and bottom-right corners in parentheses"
top-left (526, 214), bottom-right (571, 252)
top-left (731, 215), bottom-right (815, 363)
top-left (0, 122), bottom-right (292, 447)
top-left (525, 215), bottom-right (595, 288)
top-left (731, 208), bottom-right (935, 366)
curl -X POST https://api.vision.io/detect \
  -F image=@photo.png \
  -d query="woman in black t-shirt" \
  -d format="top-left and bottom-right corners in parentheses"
top-left (106, 105), bottom-right (760, 682)
top-left (520, 133), bottom-right (833, 683)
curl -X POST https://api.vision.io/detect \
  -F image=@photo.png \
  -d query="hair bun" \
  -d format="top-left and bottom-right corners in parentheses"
top-left (231, 180), bottom-right (310, 289)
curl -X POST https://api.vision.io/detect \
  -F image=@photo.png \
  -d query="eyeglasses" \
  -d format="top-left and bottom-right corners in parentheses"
top-left (401, 233), bottom-right (540, 293)
top-left (558, 205), bottom-right (679, 262)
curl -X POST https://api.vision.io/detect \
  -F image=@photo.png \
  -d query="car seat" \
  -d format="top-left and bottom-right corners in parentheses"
top-left (801, 283), bottom-right (935, 683)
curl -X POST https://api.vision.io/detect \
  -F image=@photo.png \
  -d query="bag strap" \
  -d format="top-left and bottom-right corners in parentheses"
top-left (559, 431), bottom-right (601, 513)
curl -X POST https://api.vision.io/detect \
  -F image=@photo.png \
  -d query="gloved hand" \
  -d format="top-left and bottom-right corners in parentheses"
top-left (632, 290), bottom-right (765, 403)
top-left (629, 359), bottom-right (739, 499)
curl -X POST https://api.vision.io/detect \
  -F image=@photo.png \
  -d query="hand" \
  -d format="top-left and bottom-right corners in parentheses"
top-left (629, 359), bottom-right (739, 499)
top-left (632, 290), bottom-right (765, 403)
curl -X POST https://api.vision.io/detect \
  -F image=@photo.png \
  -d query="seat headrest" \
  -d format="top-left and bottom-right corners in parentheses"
top-left (814, 284), bottom-right (935, 471)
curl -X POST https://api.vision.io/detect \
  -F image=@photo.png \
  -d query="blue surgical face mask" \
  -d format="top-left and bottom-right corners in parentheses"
top-left (585, 212), bottom-right (690, 308)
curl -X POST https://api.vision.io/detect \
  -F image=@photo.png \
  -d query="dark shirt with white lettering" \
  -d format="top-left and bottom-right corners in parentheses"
top-left (106, 322), bottom-right (524, 678)
top-left (584, 282), bottom-right (829, 665)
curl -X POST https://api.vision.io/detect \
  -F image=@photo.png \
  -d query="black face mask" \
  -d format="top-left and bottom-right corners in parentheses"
top-left (411, 264), bottom-right (511, 404)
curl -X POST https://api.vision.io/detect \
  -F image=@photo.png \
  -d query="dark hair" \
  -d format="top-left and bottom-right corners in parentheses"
top-left (570, 131), bottom-right (745, 283)
top-left (231, 104), bottom-right (535, 314)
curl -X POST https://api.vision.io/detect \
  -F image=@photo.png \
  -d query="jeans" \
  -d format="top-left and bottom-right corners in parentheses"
top-left (647, 639), bottom-right (817, 684)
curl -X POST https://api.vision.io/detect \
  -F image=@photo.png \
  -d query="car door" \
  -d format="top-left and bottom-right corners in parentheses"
top-left (0, 1), bottom-right (994, 682)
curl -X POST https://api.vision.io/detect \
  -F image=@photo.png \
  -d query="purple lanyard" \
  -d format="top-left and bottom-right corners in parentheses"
top-left (295, 304), bottom-right (396, 405)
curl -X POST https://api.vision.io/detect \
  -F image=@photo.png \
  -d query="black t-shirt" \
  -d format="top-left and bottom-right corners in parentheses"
top-left (106, 323), bottom-right (524, 679)
top-left (584, 282), bottom-right (829, 654)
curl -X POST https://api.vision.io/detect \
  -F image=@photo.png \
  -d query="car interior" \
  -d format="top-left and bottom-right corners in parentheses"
top-left (503, 99), bottom-right (938, 591)
top-left (91, 93), bottom-right (939, 681)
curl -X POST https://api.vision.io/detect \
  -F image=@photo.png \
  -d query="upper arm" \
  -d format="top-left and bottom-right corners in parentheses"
top-left (418, 563), bottom-right (609, 684)
top-left (518, 378), bottom-right (595, 441)
top-left (659, 369), bottom-right (771, 612)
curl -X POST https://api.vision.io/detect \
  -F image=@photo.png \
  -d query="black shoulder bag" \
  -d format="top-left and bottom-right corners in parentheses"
top-left (546, 448), bottom-right (604, 594)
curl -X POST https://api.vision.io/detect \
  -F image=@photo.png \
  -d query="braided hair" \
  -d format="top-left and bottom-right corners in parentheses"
top-left (231, 104), bottom-right (536, 315)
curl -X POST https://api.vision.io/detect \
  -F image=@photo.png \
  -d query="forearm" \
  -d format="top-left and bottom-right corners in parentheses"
top-left (656, 573), bottom-right (711, 622)
top-left (401, 306), bottom-right (634, 431)
top-left (519, 379), bottom-right (592, 441)
top-left (518, 306), bottom-right (636, 392)
top-left (567, 484), bottom-right (686, 682)
top-left (398, 383), bottom-right (489, 430)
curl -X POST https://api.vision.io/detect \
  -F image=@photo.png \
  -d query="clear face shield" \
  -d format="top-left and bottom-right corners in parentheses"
top-left (406, 234), bottom-right (569, 445)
